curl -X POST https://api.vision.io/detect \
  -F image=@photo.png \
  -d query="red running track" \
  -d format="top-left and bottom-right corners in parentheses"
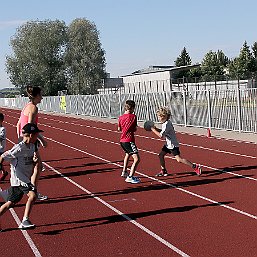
top-left (0, 107), bottom-right (257, 257)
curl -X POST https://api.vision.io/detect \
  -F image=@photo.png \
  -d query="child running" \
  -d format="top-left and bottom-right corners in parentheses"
top-left (150, 107), bottom-right (202, 176)
top-left (118, 100), bottom-right (141, 184)
top-left (0, 113), bottom-right (7, 181)
top-left (0, 123), bottom-right (43, 231)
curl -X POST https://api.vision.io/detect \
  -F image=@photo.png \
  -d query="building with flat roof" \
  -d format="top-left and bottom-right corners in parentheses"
top-left (121, 64), bottom-right (200, 93)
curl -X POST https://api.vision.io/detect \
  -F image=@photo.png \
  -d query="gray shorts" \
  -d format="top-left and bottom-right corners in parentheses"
top-left (7, 184), bottom-right (37, 204)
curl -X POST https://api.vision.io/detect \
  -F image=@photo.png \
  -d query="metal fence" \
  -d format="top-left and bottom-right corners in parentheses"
top-left (0, 88), bottom-right (256, 133)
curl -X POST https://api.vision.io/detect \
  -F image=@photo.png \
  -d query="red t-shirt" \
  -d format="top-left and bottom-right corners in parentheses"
top-left (118, 113), bottom-right (137, 142)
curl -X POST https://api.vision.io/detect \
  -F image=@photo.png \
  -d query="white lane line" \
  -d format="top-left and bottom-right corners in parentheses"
top-left (43, 162), bottom-right (190, 257)
top-left (40, 116), bottom-right (257, 159)
top-left (4, 112), bottom-right (257, 159)
top-left (37, 122), bottom-right (257, 182)
top-left (9, 209), bottom-right (42, 257)
top-left (0, 166), bottom-right (42, 257)
top-left (4, 119), bottom-right (257, 183)
top-left (108, 198), bottom-right (137, 203)
top-left (45, 136), bottom-right (257, 221)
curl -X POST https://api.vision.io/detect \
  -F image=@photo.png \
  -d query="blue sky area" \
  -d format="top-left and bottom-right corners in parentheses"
top-left (0, 0), bottom-right (257, 88)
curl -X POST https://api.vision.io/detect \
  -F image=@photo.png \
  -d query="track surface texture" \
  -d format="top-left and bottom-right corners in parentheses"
top-left (0, 107), bottom-right (257, 257)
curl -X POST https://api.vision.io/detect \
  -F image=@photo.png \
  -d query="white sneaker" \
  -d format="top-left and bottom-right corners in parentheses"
top-left (19, 219), bottom-right (35, 229)
top-left (125, 176), bottom-right (141, 184)
top-left (37, 193), bottom-right (48, 201)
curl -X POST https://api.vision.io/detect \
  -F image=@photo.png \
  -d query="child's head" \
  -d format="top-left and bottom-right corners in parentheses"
top-left (124, 100), bottom-right (135, 113)
top-left (22, 123), bottom-right (44, 143)
top-left (0, 113), bottom-right (4, 123)
top-left (157, 107), bottom-right (171, 122)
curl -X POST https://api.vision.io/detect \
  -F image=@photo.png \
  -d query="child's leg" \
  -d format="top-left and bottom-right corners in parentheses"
top-left (0, 201), bottom-right (13, 231)
top-left (129, 153), bottom-right (140, 177)
top-left (159, 150), bottom-right (168, 170)
top-left (31, 153), bottom-right (48, 200)
top-left (122, 153), bottom-right (130, 173)
top-left (0, 201), bottom-right (13, 216)
top-left (155, 150), bottom-right (169, 176)
top-left (174, 155), bottom-right (201, 175)
top-left (174, 154), bottom-right (194, 167)
top-left (31, 153), bottom-right (42, 187)
top-left (23, 191), bottom-right (37, 220)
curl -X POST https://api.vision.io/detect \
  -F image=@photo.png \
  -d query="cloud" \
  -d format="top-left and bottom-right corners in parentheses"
top-left (0, 20), bottom-right (27, 30)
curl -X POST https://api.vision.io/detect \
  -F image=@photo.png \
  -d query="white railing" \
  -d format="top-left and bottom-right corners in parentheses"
top-left (0, 88), bottom-right (256, 133)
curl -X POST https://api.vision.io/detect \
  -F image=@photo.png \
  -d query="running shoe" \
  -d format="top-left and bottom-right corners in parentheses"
top-left (37, 193), bottom-right (48, 201)
top-left (125, 176), bottom-right (141, 184)
top-left (19, 219), bottom-right (35, 229)
top-left (121, 171), bottom-right (129, 178)
top-left (155, 170), bottom-right (169, 177)
top-left (194, 164), bottom-right (202, 176)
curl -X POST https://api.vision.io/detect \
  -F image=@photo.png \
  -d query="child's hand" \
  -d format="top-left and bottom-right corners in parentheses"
top-left (41, 140), bottom-right (47, 148)
top-left (33, 153), bottom-right (38, 163)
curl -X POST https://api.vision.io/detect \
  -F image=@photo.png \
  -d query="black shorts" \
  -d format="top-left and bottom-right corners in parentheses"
top-left (162, 145), bottom-right (180, 156)
top-left (120, 142), bottom-right (138, 155)
top-left (7, 184), bottom-right (37, 204)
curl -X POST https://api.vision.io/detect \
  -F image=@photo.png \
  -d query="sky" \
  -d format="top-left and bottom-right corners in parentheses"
top-left (1, 0), bottom-right (257, 89)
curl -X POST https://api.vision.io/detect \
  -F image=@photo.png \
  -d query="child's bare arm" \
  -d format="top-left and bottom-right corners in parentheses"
top-left (16, 118), bottom-right (21, 138)
top-left (151, 126), bottom-right (162, 138)
top-left (37, 134), bottom-right (47, 147)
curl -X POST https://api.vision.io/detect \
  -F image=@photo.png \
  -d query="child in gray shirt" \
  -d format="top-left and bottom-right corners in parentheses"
top-left (0, 123), bottom-right (43, 231)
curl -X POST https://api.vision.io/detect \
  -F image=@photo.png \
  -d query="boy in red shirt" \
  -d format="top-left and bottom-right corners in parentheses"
top-left (118, 100), bottom-right (140, 184)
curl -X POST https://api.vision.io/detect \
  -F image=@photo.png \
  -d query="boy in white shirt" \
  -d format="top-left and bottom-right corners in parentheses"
top-left (0, 123), bottom-right (43, 231)
top-left (151, 107), bottom-right (202, 176)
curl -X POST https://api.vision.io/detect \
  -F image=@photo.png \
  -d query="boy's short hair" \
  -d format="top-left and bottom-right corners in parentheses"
top-left (125, 100), bottom-right (135, 111)
top-left (0, 113), bottom-right (4, 121)
top-left (157, 107), bottom-right (171, 119)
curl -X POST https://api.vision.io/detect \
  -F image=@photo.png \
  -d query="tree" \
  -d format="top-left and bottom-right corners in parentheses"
top-left (252, 42), bottom-right (257, 75)
top-left (173, 47), bottom-right (192, 79)
top-left (6, 20), bottom-right (67, 95)
top-left (251, 42), bottom-right (257, 59)
top-left (229, 41), bottom-right (255, 79)
top-left (201, 50), bottom-right (229, 81)
top-left (174, 47), bottom-right (192, 67)
top-left (65, 18), bottom-right (106, 95)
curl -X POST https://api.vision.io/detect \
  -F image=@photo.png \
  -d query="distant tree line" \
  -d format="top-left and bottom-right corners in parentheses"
top-left (6, 18), bottom-right (106, 96)
top-left (6, 18), bottom-right (257, 96)
top-left (173, 41), bottom-right (257, 82)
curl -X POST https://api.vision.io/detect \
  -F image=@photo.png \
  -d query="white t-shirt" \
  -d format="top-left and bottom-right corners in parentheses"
top-left (2, 141), bottom-right (35, 186)
top-left (160, 120), bottom-right (179, 149)
top-left (0, 126), bottom-right (6, 153)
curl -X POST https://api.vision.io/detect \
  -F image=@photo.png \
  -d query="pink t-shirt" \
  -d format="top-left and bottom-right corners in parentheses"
top-left (19, 102), bottom-right (39, 136)
top-left (118, 113), bottom-right (137, 143)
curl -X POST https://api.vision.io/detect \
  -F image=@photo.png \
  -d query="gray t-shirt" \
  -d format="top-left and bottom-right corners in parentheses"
top-left (0, 126), bottom-right (6, 153)
top-left (160, 120), bottom-right (179, 149)
top-left (2, 141), bottom-right (35, 186)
